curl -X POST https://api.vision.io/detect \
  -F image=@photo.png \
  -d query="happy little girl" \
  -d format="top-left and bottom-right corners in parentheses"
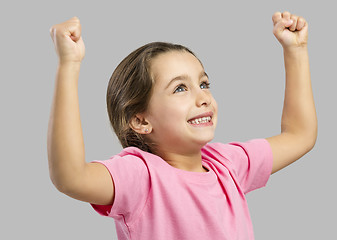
top-left (48, 11), bottom-right (317, 239)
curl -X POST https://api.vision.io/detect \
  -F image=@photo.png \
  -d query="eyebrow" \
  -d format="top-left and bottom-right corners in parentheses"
top-left (165, 71), bottom-right (209, 89)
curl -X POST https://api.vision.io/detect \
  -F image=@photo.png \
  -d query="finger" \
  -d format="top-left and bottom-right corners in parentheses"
top-left (289, 15), bottom-right (298, 31)
top-left (67, 17), bottom-right (82, 42)
top-left (49, 17), bottom-right (82, 42)
top-left (272, 12), bottom-right (282, 26)
top-left (296, 17), bottom-right (306, 31)
top-left (282, 11), bottom-right (291, 21)
top-left (273, 18), bottom-right (293, 36)
top-left (49, 25), bottom-right (56, 40)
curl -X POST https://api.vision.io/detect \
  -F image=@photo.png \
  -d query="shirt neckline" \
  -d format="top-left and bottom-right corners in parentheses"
top-left (123, 146), bottom-right (218, 184)
top-left (154, 154), bottom-right (217, 184)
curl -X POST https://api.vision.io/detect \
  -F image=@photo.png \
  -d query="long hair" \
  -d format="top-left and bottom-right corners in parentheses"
top-left (107, 42), bottom-right (197, 152)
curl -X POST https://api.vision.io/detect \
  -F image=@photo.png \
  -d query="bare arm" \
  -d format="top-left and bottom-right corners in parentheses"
top-left (266, 12), bottom-right (317, 174)
top-left (47, 17), bottom-right (114, 205)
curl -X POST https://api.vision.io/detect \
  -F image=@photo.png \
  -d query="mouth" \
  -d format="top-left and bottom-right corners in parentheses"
top-left (187, 111), bottom-right (213, 126)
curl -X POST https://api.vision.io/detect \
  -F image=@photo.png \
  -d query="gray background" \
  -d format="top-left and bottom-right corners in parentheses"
top-left (1, 0), bottom-right (335, 239)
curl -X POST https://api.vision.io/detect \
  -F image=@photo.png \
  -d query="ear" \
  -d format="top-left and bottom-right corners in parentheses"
top-left (129, 114), bottom-right (152, 134)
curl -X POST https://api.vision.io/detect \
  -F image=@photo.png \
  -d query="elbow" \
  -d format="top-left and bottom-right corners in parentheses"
top-left (50, 176), bottom-right (81, 197)
top-left (282, 120), bottom-right (318, 153)
top-left (47, 153), bottom-right (86, 196)
top-left (307, 120), bottom-right (318, 151)
top-left (300, 127), bottom-right (318, 154)
top-left (308, 130), bottom-right (317, 152)
top-left (48, 163), bottom-right (85, 199)
top-left (49, 169), bottom-right (78, 196)
top-left (49, 172), bottom-right (70, 194)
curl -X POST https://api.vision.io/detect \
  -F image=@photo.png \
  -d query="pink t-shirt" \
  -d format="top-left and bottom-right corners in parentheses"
top-left (91, 138), bottom-right (273, 240)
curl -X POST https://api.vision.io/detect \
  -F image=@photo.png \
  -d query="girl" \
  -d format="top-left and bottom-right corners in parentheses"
top-left (48, 11), bottom-right (317, 239)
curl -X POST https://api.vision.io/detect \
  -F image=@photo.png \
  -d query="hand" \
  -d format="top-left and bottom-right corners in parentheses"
top-left (50, 17), bottom-right (85, 64)
top-left (272, 11), bottom-right (308, 50)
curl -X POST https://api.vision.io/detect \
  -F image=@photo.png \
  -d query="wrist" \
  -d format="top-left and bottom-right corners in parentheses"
top-left (57, 61), bottom-right (82, 72)
top-left (283, 44), bottom-right (308, 55)
top-left (56, 61), bottom-right (81, 84)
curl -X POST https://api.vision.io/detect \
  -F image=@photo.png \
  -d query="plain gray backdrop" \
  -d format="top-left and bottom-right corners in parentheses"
top-left (1, 0), bottom-right (335, 239)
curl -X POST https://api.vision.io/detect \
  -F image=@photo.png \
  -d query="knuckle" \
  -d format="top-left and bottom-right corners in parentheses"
top-left (281, 18), bottom-right (288, 24)
top-left (282, 11), bottom-right (291, 17)
top-left (49, 25), bottom-right (58, 36)
top-left (70, 16), bottom-right (80, 23)
top-left (272, 12), bottom-right (281, 20)
top-left (49, 26), bottom-right (54, 34)
top-left (273, 12), bottom-right (281, 17)
top-left (298, 17), bottom-right (305, 23)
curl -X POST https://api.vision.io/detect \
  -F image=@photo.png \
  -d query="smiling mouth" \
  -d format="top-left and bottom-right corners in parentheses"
top-left (187, 111), bottom-right (214, 126)
top-left (187, 116), bottom-right (212, 125)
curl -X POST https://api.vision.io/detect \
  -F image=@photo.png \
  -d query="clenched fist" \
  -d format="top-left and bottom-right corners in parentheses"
top-left (50, 17), bottom-right (85, 64)
top-left (272, 11), bottom-right (308, 49)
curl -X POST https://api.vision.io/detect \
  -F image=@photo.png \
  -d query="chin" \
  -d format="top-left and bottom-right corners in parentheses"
top-left (194, 134), bottom-right (215, 147)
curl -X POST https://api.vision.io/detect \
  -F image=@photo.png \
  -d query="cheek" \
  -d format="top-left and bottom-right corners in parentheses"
top-left (212, 97), bottom-right (218, 112)
top-left (148, 99), bottom-right (187, 128)
top-left (211, 96), bottom-right (218, 123)
top-left (160, 104), bottom-right (185, 122)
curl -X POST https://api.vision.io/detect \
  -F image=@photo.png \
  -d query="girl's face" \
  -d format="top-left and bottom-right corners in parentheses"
top-left (144, 51), bottom-right (218, 154)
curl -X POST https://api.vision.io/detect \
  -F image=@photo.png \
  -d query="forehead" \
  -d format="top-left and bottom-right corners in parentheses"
top-left (149, 51), bottom-right (204, 85)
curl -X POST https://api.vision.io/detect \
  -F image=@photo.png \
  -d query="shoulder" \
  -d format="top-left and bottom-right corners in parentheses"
top-left (103, 146), bottom-right (156, 165)
top-left (203, 139), bottom-right (273, 193)
top-left (203, 139), bottom-right (272, 159)
top-left (201, 141), bottom-right (242, 164)
top-left (93, 147), bottom-right (157, 180)
top-left (90, 147), bottom-right (154, 219)
top-left (202, 139), bottom-right (273, 171)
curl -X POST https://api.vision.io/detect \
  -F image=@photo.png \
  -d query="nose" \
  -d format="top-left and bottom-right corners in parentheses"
top-left (196, 88), bottom-right (211, 107)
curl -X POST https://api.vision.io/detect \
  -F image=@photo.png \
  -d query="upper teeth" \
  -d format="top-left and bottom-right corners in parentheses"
top-left (188, 116), bottom-right (211, 124)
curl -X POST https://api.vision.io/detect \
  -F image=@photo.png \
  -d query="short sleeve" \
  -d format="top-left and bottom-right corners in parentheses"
top-left (90, 153), bottom-right (150, 223)
top-left (206, 138), bottom-right (273, 194)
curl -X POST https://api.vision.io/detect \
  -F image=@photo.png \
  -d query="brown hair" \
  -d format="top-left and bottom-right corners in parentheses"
top-left (107, 42), bottom-right (197, 152)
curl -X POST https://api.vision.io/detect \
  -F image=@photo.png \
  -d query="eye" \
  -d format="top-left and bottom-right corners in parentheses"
top-left (200, 81), bottom-right (210, 89)
top-left (174, 84), bottom-right (187, 93)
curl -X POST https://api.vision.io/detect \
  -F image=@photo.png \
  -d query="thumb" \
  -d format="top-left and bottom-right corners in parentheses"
top-left (67, 17), bottom-right (82, 42)
top-left (50, 16), bottom-right (82, 43)
top-left (273, 19), bottom-right (293, 36)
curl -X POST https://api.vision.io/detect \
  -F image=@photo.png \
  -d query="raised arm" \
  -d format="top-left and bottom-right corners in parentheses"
top-left (47, 17), bottom-right (114, 204)
top-left (266, 12), bottom-right (317, 174)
